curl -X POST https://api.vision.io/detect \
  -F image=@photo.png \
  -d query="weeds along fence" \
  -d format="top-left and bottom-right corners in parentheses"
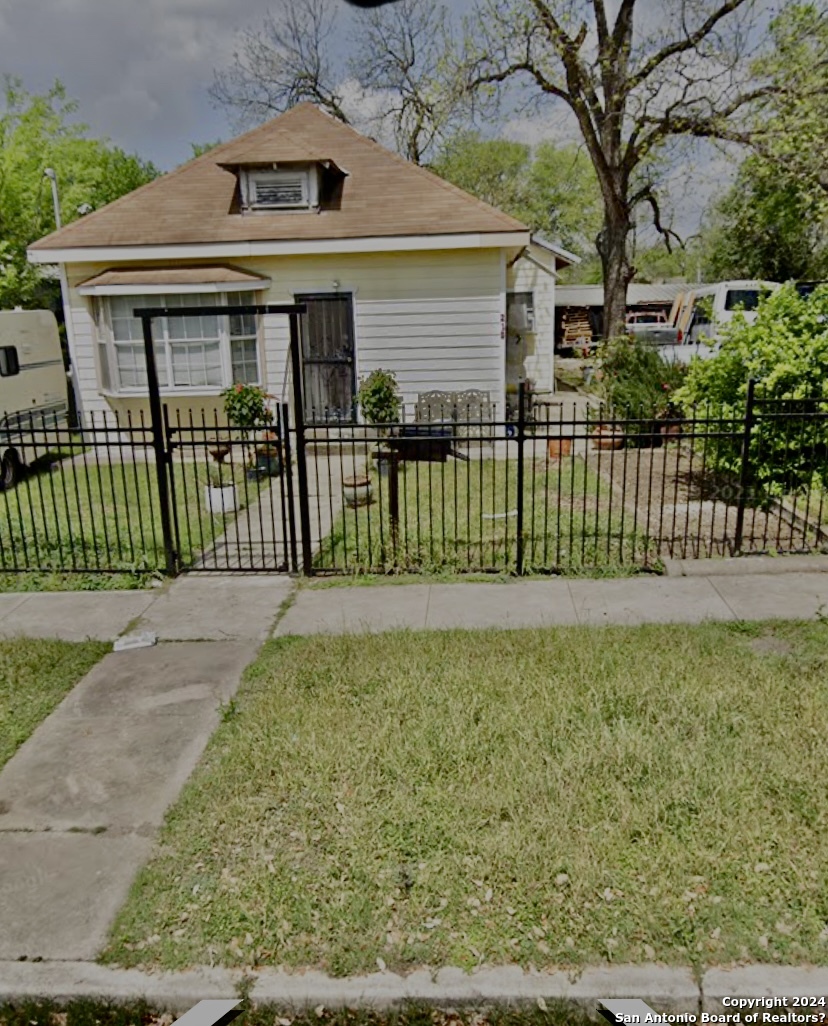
top-left (2, 388), bottom-right (828, 581)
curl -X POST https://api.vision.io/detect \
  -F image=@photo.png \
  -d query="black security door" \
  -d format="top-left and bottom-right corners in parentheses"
top-left (296, 293), bottom-right (356, 422)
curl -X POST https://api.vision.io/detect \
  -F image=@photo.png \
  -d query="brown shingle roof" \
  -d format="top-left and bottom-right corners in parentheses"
top-left (30, 104), bottom-right (527, 252)
top-left (77, 265), bottom-right (269, 290)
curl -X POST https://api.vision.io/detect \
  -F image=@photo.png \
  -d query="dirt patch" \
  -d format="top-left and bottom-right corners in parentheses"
top-left (586, 443), bottom-right (817, 561)
top-left (748, 634), bottom-right (795, 657)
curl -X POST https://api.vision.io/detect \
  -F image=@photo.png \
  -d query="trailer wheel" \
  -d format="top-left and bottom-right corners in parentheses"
top-left (1, 449), bottom-right (22, 490)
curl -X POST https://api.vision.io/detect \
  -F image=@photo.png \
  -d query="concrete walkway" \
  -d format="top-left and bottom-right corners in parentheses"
top-left (0, 575), bottom-right (293, 961)
top-left (1, 555), bottom-right (827, 644)
top-left (1, 559), bottom-right (828, 965)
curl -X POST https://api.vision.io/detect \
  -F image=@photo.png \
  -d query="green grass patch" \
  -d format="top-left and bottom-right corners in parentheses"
top-left (0, 638), bottom-right (110, 768)
top-left (0, 459), bottom-right (259, 591)
top-left (316, 458), bottom-right (647, 574)
top-left (106, 620), bottom-right (828, 974)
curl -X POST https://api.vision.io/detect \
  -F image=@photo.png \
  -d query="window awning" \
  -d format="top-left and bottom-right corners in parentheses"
top-left (77, 264), bottom-right (271, 296)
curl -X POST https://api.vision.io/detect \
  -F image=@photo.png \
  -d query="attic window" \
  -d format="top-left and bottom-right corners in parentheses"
top-left (246, 168), bottom-right (316, 209)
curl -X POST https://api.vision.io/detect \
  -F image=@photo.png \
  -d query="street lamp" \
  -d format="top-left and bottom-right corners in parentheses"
top-left (43, 167), bottom-right (84, 427)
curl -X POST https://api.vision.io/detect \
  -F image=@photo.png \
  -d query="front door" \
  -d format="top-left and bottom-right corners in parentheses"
top-left (296, 293), bottom-right (356, 422)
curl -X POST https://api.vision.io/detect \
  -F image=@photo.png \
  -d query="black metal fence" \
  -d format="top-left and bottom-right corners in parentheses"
top-left (2, 385), bottom-right (828, 581)
top-left (0, 405), bottom-right (297, 581)
top-left (300, 386), bottom-right (828, 575)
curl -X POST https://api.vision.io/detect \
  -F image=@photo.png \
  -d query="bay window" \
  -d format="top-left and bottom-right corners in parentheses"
top-left (103, 293), bottom-right (261, 392)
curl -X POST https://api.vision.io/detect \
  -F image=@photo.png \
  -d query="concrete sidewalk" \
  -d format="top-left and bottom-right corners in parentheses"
top-left (1, 556), bottom-right (828, 643)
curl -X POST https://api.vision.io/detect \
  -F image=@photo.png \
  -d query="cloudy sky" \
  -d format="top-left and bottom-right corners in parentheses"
top-left (0, 0), bottom-right (746, 237)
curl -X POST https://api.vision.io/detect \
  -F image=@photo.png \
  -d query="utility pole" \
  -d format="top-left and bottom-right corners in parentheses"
top-left (43, 168), bottom-right (85, 429)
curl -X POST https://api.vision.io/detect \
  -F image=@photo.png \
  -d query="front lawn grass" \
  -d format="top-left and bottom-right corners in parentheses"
top-left (0, 638), bottom-right (110, 768)
top-left (0, 458), bottom-right (257, 590)
top-left (105, 620), bottom-right (828, 974)
top-left (316, 457), bottom-right (646, 574)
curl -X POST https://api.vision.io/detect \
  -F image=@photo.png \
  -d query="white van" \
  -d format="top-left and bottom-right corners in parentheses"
top-left (0, 309), bottom-right (70, 488)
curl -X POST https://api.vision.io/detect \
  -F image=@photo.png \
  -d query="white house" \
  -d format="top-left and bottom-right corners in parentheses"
top-left (28, 103), bottom-right (577, 426)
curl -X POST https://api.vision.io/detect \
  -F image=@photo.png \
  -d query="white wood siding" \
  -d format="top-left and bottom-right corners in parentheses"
top-left (252, 249), bottom-right (505, 408)
top-left (63, 248), bottom-right (506, 418)
top-left (507, 255), bottom-right (556, 391)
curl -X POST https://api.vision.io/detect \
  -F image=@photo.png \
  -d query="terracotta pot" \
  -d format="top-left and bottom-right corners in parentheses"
top-left (547, 437), bottom-right (573, 459)
top-left (591, 424), bottom-right (625, 450)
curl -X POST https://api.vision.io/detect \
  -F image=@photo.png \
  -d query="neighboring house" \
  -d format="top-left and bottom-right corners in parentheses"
top-left (28, 103), bottom-right (577, 427)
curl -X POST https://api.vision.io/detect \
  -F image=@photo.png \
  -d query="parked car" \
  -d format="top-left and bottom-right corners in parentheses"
top-left (0, 309), bottom-right (70, 488)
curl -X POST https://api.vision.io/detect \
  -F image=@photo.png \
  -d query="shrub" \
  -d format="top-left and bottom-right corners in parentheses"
top-left (221, 384), bottom-right (272, 430)
top-left (674, 283), bottom-right (828, 496)
top-left (596, 336), bottom-right (687, 419)
top-left (357, 368), bottom-right (401, 425)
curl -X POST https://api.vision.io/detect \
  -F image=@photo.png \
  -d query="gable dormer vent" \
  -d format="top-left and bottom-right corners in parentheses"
top-left (252, 171), bottom-right (308, 208)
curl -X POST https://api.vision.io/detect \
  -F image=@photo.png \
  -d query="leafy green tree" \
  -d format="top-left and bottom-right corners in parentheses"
top-left (430, 132), bottom-right (601, 255)
top-left (0, 77), bottom-right (159, 308)
top-left (750, 4), bottom-right (828, 216)
top-left (702, 156), bottom-right (828, 283)
top-left (190, 140), bottom-right (223, 159)
top-left (674, 284), bottom-right (828, 495)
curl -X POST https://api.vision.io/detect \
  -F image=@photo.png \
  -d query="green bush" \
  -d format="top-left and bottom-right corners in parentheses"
top-left (357, 368), bottom-right (401, 425)
top-left (221, 384), bottom-right (272, 429)
top-left (674, 283), bottom-right (828, 495)
top-left (596, 336), bottom-right (687, 419)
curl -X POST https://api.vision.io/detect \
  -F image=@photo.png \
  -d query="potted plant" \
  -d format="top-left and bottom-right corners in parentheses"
top-left (250, 428), bottom-right (282, 478)
top-left (342, 474), bottom-right (374, 508)
top-left (590, 421), bottom-right (625, 450)
top-left (221, 383), bottom-right (274, 432)
top-left (357, 369), bottom-right (401, 475)
top-left (204, 459), bottom-right (238, 516)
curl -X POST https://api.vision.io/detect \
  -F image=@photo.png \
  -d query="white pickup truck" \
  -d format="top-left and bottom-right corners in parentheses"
top-left (625, 311), bottom-right (682, 346)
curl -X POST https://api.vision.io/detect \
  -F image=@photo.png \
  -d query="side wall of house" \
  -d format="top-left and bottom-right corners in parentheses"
top-left (506, 256), bottom-right (556, 392)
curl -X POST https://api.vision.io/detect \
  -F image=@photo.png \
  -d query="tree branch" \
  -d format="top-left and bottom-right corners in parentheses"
top-left (626, 0), bottom-right (752, 94)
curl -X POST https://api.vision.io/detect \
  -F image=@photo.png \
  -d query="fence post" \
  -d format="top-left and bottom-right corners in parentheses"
top-left (515, 380), bottom-right (526, 575)
top-left (281, 402), bottom-right (299, 574)
top-left (140, 314), bottom-right (177, 577)
top-left (733, 377), bottom-right (757, 555)
top-left (288, 311), bottom-right (314, 575)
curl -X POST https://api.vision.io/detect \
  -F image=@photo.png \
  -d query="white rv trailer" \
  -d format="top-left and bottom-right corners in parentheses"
top-left (0, 309), bottom-right (70, 488)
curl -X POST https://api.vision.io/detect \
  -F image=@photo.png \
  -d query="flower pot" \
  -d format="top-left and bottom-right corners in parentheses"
top-left (547, 437), bottom-right (573, 459)
top-left (208, 443), bottom-right (231, 465)
top-left (659, 419), bottom-right (682, 442)
top-left (343, 475), bottom-right (373, 509)
top-left (204, 483), bottom-right (238, 515)
top-left (254, 452), bottom-right (282, 477)
top-left (591, 424), bottom-right (625, 450)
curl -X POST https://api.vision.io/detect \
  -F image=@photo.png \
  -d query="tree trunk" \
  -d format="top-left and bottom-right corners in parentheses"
top-left (597, 209), bottom-right (634, 340)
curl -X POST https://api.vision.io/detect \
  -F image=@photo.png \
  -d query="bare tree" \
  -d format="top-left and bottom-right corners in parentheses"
top-left (210, 0), bottom-right (473, 164)
top-left (358, 0), bottom-right (473, 163)
top-left (466, 0), bottom-right (785, 338)
top-left (210, 0), bottom-right (349, 130)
